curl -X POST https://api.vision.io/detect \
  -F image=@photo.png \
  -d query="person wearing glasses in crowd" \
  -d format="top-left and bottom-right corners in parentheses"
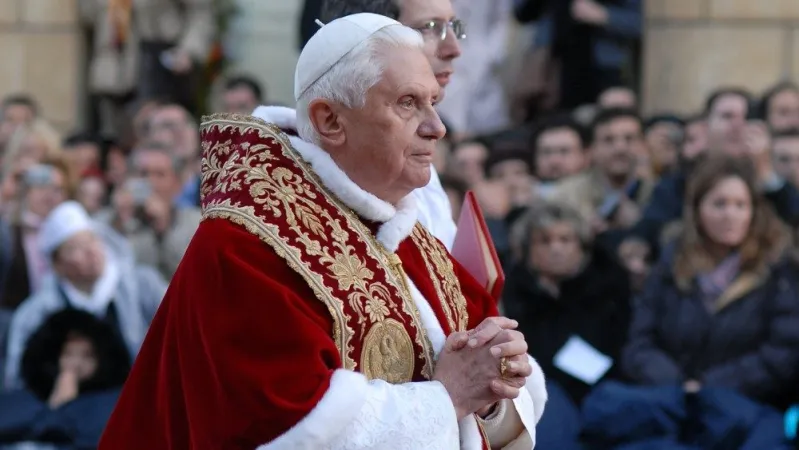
top-left (320, 0), bottom-right (464, 250)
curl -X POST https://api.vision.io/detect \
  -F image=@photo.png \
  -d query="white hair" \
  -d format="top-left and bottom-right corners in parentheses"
top-left (296, 25), bottom-right (424, 144)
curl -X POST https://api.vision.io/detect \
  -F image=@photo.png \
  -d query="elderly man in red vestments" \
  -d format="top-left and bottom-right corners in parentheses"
top-left (100, 13), bottom-right (547, 450)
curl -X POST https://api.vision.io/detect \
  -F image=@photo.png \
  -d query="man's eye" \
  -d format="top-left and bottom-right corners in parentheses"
top-left (400, 98), bottom-right (415, 109)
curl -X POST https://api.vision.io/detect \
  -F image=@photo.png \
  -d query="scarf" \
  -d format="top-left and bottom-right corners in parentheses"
top-left (697, 252), bottom-right (741, 312)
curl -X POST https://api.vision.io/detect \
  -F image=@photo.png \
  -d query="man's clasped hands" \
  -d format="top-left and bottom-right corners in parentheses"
top-left (432, 317), bottom-right (532, 420)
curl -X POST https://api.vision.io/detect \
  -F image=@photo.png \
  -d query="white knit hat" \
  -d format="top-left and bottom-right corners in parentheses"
top-left (39, 201), bottom-right (94, 256)
top-left (294, 13), bottom-right (402, 101)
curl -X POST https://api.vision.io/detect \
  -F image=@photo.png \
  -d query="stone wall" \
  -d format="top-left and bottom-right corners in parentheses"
top-left (0, 0), bottom-right (83, 132)
top-left (224, 0), bottom-right (300, 107)
top-left (643, 0), bottom-right (799, 115)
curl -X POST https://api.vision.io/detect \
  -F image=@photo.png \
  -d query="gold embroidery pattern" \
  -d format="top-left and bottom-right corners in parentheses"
top-left (411, 225), bottom-right (470, 332)
top-left (199, 113), bottom-right (435, 382)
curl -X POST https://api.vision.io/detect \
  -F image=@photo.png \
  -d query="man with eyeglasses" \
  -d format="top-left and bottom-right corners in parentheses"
top-left (320, 0), bottom-right (465, 251)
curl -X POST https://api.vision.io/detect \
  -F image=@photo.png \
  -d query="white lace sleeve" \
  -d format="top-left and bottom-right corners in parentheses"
top-left (258, 369), bottom-right (461, 450)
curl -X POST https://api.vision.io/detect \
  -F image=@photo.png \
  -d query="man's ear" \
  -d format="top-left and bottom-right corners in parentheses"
top-left (308, 99), bottom-right (345, 147)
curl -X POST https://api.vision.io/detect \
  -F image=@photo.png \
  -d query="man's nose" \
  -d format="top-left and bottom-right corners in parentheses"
top-left (438, 32), bottom-right (461, 60)
top-left (419, 110), bottom-right (447, 140)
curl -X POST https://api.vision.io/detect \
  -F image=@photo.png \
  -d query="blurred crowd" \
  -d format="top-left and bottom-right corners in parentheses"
top-left (1, 0), bottom-right (799, 449)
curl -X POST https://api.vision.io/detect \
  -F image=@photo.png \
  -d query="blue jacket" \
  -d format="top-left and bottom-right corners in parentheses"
top-left (0, 389), bottom-right (119, 449)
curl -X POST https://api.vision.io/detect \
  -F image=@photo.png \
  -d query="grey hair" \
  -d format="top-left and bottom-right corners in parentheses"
top-left (296, 25), bottom-right (424, 144)
top-left (510, 202), bottom-right (592, 263)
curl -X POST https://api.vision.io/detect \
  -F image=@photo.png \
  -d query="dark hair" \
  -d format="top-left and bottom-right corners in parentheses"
top-left (530, 114), bottom-right (589, 150)
top-left (704, 87), bottom-right (753, 116)
top-left (589, 108), bottom-right (643, 143)
top-left (484, 149), bottom-right (533, 179)
top-left (21, 309), bottom-right (131, 401)
top-left (1, 94), bottom-right (39, 117)
top-left (224, 76), bottom-right (264, 102)
top-left (760, 81), bottom-right (799, 120)
top-left (452, 136), bottom-right (490, 155)
top-left (674, 154), bottom-right (788, 291)
top-left (321, 0), bottom-right (401, 22)
top-left (644, 114), bottom-right (685, 131)
top-left (63, 131), bottom-right (102, 150)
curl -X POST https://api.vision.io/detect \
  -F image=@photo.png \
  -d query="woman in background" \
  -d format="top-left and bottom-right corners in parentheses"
top-left (584, 155), bottom-right (799, 449)
top-left (0, 308), bottom-right (130, 448)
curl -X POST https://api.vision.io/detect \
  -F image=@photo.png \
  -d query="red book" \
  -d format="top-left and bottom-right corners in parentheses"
top-left (451, 191), bottom-right (505, 302)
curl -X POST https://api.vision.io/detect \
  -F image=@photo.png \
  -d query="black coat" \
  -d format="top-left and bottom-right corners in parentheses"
top-left (504, 247), bottom-right (632, 404)
top-left (622, 253), bottom-right (799, 408)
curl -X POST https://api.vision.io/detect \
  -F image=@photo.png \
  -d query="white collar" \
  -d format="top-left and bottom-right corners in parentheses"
top-left (251, 106), bottom-right (418, 252)
top-left (60, 248), bottom-right (119, 316)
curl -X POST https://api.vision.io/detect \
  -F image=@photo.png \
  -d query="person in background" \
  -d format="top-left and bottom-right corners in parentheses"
top-left (451, 138), bottom-right (490, 188)
top-left (0, 309), bottom-right (129, 446)
top-left (0, 95), bottom-right (39, 156)
top-left (63, 132), bottom-right (102, 178)
top-left (1, 120), bottom-right (63, 179)
top-left (76, 175), bottom-right (109, 217)
top-left (597, 85), bottom-right (637, 110)
top-left (299, 0), bottom-right (325, 50)
top-left (79, 0), bottom-right (215, 117)
top-left (0, 162), bottom-right (72, 312)
top-left (584, 155), bottom-right (799, 449)
top-left (222, 76), bottom-right (265, 115)
top-left (628, 88), bottom-right (799, 253)
top-left (531, 115), bottom-right (590, 199)
top-left (617, 235), bottom-right (651, 294)
top-left (146, 103), bottom-right (201, 208)
top-left (551, 108), bottom-right (652, 235)
top-left (5, 201), bottom-right (166, 390)
top-left (439, 173), bottom-right (468, 222)
top-left (761, 81), bottom-right (799, 133)
top-left (436, 0), bottom-right (513, 137)
top-left (100, 138), bottom-right (129, 193)
top-left (523, 0), bottom-right (642, 110)
top-left (97, 141), bottom-right (200, 280)
top-left (505, 202), bottom-right (631, 450)
top-left (773, 129), bottom-right (799, 189)
top-left (485, 148), bottom-right (536, 211)
top-left (644, 114), bottom-right (684, 177)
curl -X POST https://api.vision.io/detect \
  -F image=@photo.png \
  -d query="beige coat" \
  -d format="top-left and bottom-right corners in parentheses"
top-left (96, 206), bottom-right (201, 280)
top-left (79, 0), bottom-right (215, 95)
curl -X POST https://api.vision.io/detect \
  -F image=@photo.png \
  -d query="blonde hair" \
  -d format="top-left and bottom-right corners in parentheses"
top-left (4, 118), bottom-right (62, 161)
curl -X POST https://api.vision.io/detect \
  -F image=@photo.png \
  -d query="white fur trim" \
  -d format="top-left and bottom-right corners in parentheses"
top-left (251, 105), bottom-right (418, 250)
top-left (258, 369), bottom-right (369, 449)
top-left (252, 105), bottom-right (297, 131)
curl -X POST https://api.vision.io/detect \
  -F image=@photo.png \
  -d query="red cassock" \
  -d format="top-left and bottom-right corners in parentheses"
top-left (100, 108), bottom-right (546, 450)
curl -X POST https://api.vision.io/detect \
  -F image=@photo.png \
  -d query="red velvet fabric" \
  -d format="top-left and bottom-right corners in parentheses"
top-left (100, 219), bottom-right (340, 449)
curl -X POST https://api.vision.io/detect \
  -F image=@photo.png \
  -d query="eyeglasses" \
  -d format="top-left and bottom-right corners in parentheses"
top-left (413, 19), bottom-right (466, 42)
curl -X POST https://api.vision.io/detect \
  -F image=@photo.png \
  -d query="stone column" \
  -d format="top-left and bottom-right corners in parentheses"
top-left (0, 0), bottom-right (83, 131)
top-left (643, 0), bottom-right (798, 116)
